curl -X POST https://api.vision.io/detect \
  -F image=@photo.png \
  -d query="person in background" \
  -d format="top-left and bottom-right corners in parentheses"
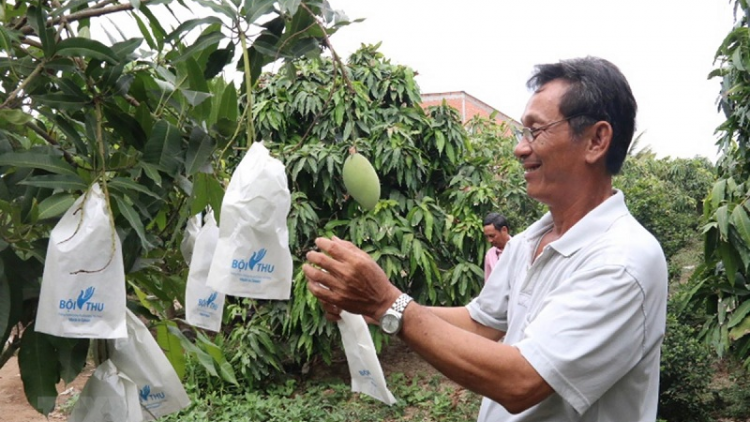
top-left (482, 212), bottom-right (511, 282)
top-left (303, 56), bottom-right (667, 421)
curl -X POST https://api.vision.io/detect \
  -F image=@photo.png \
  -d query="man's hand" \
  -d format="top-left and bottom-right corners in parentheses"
top-left (303, 236), bottom-right (402, 322)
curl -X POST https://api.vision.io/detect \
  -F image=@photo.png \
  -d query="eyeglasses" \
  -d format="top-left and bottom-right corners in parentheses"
top-left (515, 114), bottom-right (582, 144)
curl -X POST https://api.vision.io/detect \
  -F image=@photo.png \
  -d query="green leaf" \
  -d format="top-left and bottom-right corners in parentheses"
top-left (218, 82), bottom-right (238, 123)
top-left (192, 0), bottom-right (237, 20)
top-left (138, 4), bottom-right (166, 50)
top-left (107, 177), bottom-right (161, 200)
top-left (166, 17), bottom-right (223, 43)
top-left (47, 337), bottom-right (89, 384)
top-left (0, 152), bottom-right (77, 176)
top-left (716, 205), bottom-right (730, 240)
top-left (719, 240), bottom-right (740, 286)
top-left (27, 6), bottom-right (56, 58)
top-left (165, 325), bottom-right (217, 377)
top-left (32, 93), bottom-right (89, 110)
top-left (195, 332), bottom-right (238, 385)
top-left (278, 0), bottom-right (301, 16)
top-left (113, 195), bottom-right (152, 251)
top-left (143, 120), bottom-right (183, 176)
top-left (56, 37), bottom-right (119, 64)
top-left (0, 109), bottom-right (32, 128)
top-left (132, 13), bottom-right (156, 50)
top-left (729, 299), bottom-right (750, 328)
top-left (103, 105), bottom-right (147, 149)
top-left (156, 321), bottom-right (187, 379)
top-left (19, 326), bottom-right (59, 416)
top-left (730, 204), bottom-right (750, 248)
top-left (185, 127), bottom-right (216, 175)
top-left (710, 179), bottom-right (727, 211)
top-left (138, 161), bottom-right (162, 187)
top-left (245, 0), bottom-right (275, 24)
top-left (191, 172), bottom-right (224, 221)
top-left (18, 174), bottom-right (87, 190)
top-left (37, 193), bottom-right (75, 220)
top-left (173, 30), bottom-right (223, 64)
top-left (110, 37), bottom-right (143, 60)
top-left (204, 47), bottom-right (234, 79)
top-left (729, 314), bottom-right (750, 341)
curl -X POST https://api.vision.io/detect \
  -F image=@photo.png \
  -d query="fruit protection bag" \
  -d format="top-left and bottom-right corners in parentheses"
top-left (185, 211), bottom-right (225, 332)
top-left (206, 142), bottom-right (293, 299)
top-left (180, 213), bottom-right (202, 265)
top-left (337, 311), bottom-right (397, 405)
top-left (68, 359), bottom-right (142, 422)
top-left (108, 310), bottom-right (191, 421)
top-left (35, 183), bottom-right (127, 339)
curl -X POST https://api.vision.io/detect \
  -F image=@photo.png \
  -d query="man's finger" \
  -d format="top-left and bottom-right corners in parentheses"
top-left (302, 263), bottom-right (337, 296)
top-left (305, 249), bottom-right (345, 280)
top-left (315, 236), bottom-right (359, 263)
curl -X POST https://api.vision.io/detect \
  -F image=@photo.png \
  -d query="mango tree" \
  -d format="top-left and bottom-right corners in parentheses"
top-left (0, 0), bottom-right (352, 414)
top-left (679, 0), bottom-right (750, 366)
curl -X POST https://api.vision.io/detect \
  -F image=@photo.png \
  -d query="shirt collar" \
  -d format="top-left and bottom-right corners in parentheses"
top-left (524, 190), bottom-right (630, 258)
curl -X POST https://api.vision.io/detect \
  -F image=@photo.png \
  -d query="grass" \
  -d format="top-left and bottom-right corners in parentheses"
top-left (158, 371), bottom-right (481, 422)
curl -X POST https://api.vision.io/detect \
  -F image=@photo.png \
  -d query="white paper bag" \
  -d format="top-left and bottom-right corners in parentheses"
top-left (180, 213), bottom-right (202, 265)
top-left (206, 142), bottom-right (293, 300)
top-left (68, 359), bottom-right (142, 422)
top-left (185, 211), bottom-right (225, 332)
top-left (108, 310), bottom-right (190, 420)
top-left (337, 311), bottom-right (397, 405)
top-left (36, 183), bottom-right (127, 339)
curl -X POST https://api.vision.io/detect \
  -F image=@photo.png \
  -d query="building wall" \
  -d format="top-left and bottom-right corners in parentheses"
top-left (420, 91), bottom-right (519, 128)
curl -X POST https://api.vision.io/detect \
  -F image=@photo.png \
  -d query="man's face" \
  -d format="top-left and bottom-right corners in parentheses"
top-left (514, 80), bottom-right (590, 206)
top-left (484, 225), bottom-right (508, 249)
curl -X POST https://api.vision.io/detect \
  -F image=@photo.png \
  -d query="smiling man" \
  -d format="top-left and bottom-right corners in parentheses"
top-left (303, 57), bottom-right (668, 421)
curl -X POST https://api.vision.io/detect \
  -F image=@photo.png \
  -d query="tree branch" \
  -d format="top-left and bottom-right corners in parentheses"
top-left (25, 121), bottom-right (78, 168)
top-left (20, 1), bottom-right (149, 36)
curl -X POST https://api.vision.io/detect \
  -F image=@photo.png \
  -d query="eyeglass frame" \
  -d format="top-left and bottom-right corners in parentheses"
top-left (514, 114), bottom-right (585, 144)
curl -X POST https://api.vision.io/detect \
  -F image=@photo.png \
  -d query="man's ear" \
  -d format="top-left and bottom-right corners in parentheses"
top-left (585, 121), bottom-right (612, 165)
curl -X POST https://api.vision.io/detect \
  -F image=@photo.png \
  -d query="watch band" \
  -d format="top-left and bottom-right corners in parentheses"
top-left (391, 293), bottom-right (413, 314)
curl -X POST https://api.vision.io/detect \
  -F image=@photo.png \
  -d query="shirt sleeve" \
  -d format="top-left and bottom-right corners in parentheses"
top-left (467, 247), bottom-right (515, 332)
top-left (513, 265), bottom-right (646, 415)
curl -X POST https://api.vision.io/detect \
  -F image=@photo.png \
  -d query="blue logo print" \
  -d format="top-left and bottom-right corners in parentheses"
top-left (77, 287), bottom-right (95, 310)
top-left (139, 384), bottom-right (166, 406)
top-left (59, 286), bottom-right (104, 312)
top-left (198, 291), bottom-right (219, 310)
top-left (231, 248), bottom-right (275, 273)
top-left (139, 385), bottom-right (151, 402)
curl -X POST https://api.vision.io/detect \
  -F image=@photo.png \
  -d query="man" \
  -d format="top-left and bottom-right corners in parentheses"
top-left (303, 57), bottom-right (667, 421)
top-left (482, 212), bottom-right (511, 282)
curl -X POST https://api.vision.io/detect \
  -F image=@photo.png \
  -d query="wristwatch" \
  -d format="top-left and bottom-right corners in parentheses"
top-left (379, 293), bottom-right (413, 335)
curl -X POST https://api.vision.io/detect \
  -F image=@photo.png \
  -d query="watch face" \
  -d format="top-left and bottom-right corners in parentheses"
top-left (381, 313), bottom-right (401, 334)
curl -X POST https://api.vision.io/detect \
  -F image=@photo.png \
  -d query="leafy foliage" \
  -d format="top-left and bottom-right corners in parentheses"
top-left (615, 154), bottom-right (714, 260)
top-left (678, 0), bottom-right (750, 367)
top-left (0, 0), bottom-right (352, 414)
top-left (248, 45), bottom-right (540, 374)
top-left (658, 309), bottom-right (716, 422)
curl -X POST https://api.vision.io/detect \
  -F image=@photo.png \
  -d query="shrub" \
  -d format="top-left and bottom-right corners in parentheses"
top-left (658, 309), bottom-right (717, 422)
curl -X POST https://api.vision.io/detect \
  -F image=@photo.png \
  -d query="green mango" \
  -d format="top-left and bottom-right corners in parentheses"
top-left (342, 152), bottom-right (380, 210)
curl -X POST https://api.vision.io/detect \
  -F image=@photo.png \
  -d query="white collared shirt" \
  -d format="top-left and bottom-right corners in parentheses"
top-left (467, 190), bottom-right (667, 422)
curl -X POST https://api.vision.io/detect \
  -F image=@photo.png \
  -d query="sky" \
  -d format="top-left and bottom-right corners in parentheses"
top-left (324, 0), bottom-right (737, 161)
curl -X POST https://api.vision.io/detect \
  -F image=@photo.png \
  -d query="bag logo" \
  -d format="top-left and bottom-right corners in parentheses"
top-left (198, 291), bottom-right (219, 310)
top-left (59, 286), bottom-right (104, 312)
top-left (139, 384), bottom-right (166, 408)
top-left (231, 248), bottom-right (275, 273)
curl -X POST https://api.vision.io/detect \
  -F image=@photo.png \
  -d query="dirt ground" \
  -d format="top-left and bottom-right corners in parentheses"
top-left (0, 356), bottom-right (93, 422)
